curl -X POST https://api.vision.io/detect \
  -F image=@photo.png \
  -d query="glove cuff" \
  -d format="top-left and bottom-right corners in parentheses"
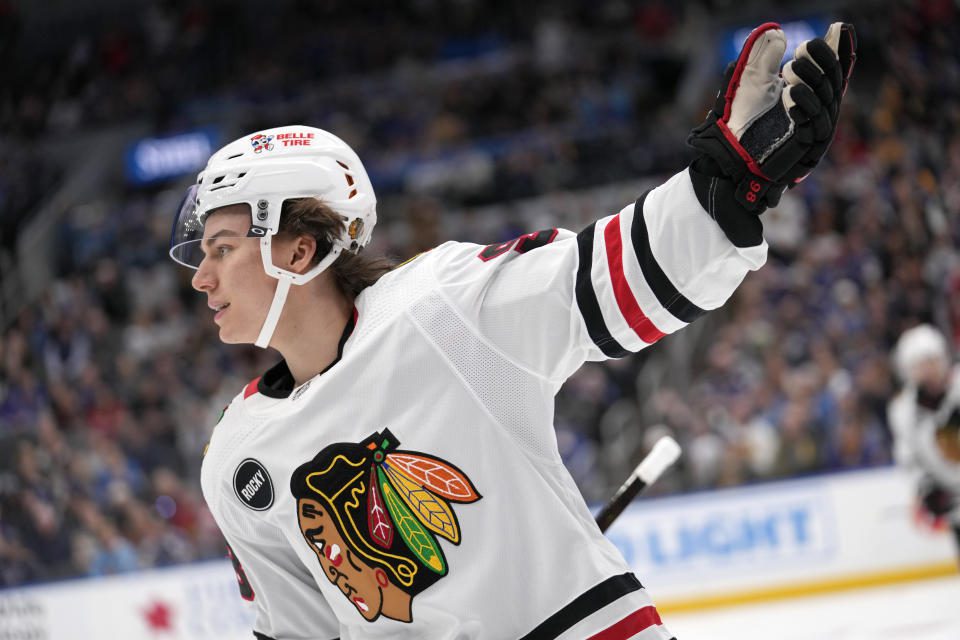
top-left (689, 157), bottom-right (765, 248)
top-left (687, 115), bottom-right (788, 213)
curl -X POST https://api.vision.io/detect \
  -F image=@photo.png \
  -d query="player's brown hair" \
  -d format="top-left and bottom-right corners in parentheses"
top-left (278, 198), bottom-right (394, 298)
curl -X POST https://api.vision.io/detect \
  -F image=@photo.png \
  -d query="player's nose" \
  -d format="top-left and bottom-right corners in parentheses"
top-left (191, 258), bottom-right (217, 292)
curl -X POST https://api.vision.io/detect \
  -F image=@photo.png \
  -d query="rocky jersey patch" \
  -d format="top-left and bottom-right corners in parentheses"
top-left (234, 458), bottom-right (274, 511)
top-left (290, 429), bottom-right (481, 623)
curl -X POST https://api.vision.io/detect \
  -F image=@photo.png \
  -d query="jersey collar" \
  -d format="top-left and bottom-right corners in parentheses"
top-left (257, 306), bottom-right (358, 399)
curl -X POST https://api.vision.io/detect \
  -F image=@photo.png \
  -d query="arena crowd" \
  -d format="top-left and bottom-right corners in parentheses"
top-left (1, 0), bottom-right (957, 586)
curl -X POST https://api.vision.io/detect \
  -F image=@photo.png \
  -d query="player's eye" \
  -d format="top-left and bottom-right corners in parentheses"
top-left (215, 244), bottom-right (233, 258)
top-left (346, 548), bottom-right (363, 572)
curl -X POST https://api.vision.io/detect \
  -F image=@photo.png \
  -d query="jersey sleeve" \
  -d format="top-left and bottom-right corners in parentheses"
top-left (432, 168), bottom-right (768, 382)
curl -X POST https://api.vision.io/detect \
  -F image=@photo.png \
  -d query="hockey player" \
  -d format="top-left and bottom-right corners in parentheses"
top-left (168, 22), bottom-right (856, 640)
top-left (889, 324), bottom-right (960, 561)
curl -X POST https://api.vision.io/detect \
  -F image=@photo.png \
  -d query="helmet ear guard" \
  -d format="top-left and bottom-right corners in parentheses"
top-left (257, 225), bottom-right (345, 286)
top-left (252, 203), bottom-right (355, 349)
top-left (170, 125), bottom-right (377, 349)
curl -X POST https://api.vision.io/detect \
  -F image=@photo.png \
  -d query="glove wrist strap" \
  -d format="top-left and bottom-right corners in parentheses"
top-left (688, 114), bottom-right (788, 213)
top-left (689, 158), bottom-right (765, 249)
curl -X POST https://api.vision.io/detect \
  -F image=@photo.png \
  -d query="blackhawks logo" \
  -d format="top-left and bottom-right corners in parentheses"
top-left (291, 429), bottom-right (481, 623)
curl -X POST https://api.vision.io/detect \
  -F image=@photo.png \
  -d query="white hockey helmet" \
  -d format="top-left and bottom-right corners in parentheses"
top-left (169, 125), bottom-right (377, 348)
top-left (893, 324), bottom-right (950, 384)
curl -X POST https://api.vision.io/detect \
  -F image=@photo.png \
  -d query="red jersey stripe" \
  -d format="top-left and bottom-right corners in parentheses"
top-left (603, 215), bottom-right (666, 344)
top-left (586, 605), bottom-right (663, 640)
top-left (243, 377), bottom-right (261, 399)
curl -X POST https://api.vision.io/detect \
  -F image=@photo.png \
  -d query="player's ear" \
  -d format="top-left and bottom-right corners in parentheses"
top-left (375, 568), bottom-right (389, 588)
top-left (279, 233), bottom-right (318, 274)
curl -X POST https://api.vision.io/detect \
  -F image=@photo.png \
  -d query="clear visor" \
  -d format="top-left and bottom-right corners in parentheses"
top-left (169, 185), bottom-right (259, 268)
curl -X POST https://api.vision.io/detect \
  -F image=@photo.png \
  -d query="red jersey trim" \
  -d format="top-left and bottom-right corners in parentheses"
top-left (603, 215), bottom-right (666, 344)
top-left (587, 605), bottom-right (663, 640)
top-left (243, 377), bottom-right (261, 399)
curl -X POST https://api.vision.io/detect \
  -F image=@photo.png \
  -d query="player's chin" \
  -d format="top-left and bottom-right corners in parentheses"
top-left (355, 596), bottom-right (380, 621)
top-left (217, 324), bottom-right (254, 345)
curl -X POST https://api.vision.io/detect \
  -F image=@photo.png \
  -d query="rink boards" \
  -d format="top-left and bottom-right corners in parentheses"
top-left (604, 465), bottom-right (956, 612)
top-left (0, 466), bottom-right (954, 639)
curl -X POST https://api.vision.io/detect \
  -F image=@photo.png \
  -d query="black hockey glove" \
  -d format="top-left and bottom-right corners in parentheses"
top-left (920, 482), bottom-right (955, 518)
top-left (687, 22), bottom-right (856, 247)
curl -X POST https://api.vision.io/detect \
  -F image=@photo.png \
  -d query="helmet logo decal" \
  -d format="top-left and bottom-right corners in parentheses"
top-left (276, 131), bottom-right (315, 147)
top-left (250, 131), bottom-right (316, 151)
top-left (348, 218), bottom-right (364, 241)
top-left (250, 134), bottom-right (274, 153)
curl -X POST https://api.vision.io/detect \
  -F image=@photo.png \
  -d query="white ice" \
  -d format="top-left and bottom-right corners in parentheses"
top-left (665, 576), bottom-right (960, 640)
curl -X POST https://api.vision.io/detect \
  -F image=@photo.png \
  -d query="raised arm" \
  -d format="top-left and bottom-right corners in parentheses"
top-left (435, 23), bottom-right (857, 383)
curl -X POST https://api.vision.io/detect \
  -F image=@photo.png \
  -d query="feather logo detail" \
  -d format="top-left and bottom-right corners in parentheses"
top-left (367, 467), bottom-right (393, 548)
top-left (383, 462), bottom-right (460, 543)
top-left (379, 468), bottom-right (446, 575)
top-left (385, 453), bottom-right (482, 503)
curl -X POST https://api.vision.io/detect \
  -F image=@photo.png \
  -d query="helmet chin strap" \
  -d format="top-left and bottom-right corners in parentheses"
top-left (255, 277), bottom-right (292, 349)
top-left (254, 237), bottom-right (344, 350)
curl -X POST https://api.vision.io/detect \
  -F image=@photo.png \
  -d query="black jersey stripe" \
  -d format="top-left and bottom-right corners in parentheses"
top-left (575, 223), bottom-right (630, 358)
top-left (630, 191), bottom-right (707, 325)
top-left (519, 572), bottom-right (643, 640)
top-left (254, 634), bottom-right (337, 640)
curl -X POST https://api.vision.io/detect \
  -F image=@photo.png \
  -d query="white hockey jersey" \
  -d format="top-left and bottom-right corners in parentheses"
top-left (200, 169), bottom-right (767, 639)
top-left (888, 365), bottom-right (960, 521)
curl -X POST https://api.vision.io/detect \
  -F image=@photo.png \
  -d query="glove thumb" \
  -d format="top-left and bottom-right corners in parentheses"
top-left (726, 25), bottom-right (787, 140)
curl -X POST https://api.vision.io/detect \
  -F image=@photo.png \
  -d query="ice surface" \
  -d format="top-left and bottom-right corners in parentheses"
top-left (664, 576), bottom-right (960, 640)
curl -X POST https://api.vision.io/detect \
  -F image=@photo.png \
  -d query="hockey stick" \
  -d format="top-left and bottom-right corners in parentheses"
top-left (596, 436), bottom-right (682, 533)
